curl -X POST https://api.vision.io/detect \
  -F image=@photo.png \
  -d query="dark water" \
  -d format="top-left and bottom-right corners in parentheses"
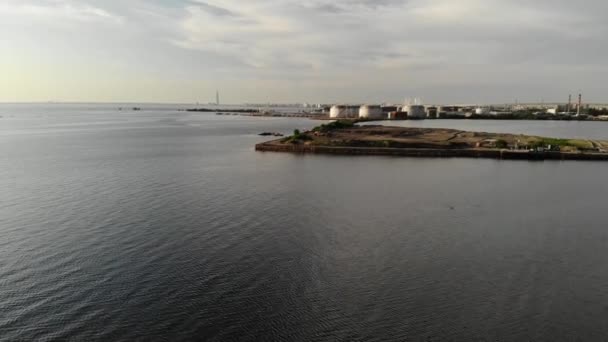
top-left (2, 104), bottom-right (608, 341)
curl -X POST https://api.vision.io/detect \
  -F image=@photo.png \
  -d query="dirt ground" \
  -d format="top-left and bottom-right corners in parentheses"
top-left (302, 126), bottom-right (605, 151)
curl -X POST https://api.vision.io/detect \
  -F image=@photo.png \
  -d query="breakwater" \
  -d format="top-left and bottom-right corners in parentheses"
top-left (255, 141), bottom-right (608, 161)
top-left (186, 108), bottom-right (256, 113)
top-left (185, 108), bottom-right (327, 119)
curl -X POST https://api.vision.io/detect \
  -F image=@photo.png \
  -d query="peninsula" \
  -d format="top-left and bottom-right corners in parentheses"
top-left (255, 121), bottom-right (608, 161)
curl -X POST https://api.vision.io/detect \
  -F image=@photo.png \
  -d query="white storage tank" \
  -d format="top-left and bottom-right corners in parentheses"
top-left (403, 105), bottom-right (426, 119)
top-left (329, 105), bottom-right (345, 118)
top-left (475, 107), bottom-right (489, 115)
top-left (329, 105), bottom-right (358, 118)
top-left (359, 105), bottom-right (384, 119)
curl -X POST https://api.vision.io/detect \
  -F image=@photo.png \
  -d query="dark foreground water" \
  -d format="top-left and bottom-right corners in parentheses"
top-left (2, 104), bottom-right (608, 341)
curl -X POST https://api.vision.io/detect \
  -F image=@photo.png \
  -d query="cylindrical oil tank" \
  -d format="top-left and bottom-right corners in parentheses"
top-left (329, 105), bottom-right (346, 118)
top-left (347, 106), bottom-right (359, 118)
top-left (330, 105), bottom-right (359, 118)
top-left (475, 107), bottom-right (489, 115)
top-left (403, 105), bottom-right (426, 119)
top-left (359, 105), bottom-right (384, 119)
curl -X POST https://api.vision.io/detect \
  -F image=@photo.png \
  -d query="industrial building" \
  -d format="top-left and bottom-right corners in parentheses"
top-left (425, 106), bottom-right (438, 118)
top-left (475, 107), bottom-right (490, 115)
top-left (388, 111), bottom-right (408, 120)
top-left (325, 98), bottom-right (608, 120)
top-left (329, 105), bottom-right (359, 119)
top-left (359, 105), bottom-right (384, 119)
top-left (436, 106), bottom-right (466, 118)
top-left (402, 105), bottom-right (426, 119)
top-left (381, 106), bottom-right (399, 113)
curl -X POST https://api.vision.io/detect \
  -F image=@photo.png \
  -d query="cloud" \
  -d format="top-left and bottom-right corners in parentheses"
top-left (2, 0), bottom-right (608, 103)
top-left (188, 1), bottom-right (237, 17)
top-left (0, 0), bottom-right (123, 24)
top-left (166, 0), bottom-right (608, 76)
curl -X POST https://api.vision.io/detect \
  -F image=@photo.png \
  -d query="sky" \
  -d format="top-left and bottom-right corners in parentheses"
top-left (1, 0), bottom-right (607, 104)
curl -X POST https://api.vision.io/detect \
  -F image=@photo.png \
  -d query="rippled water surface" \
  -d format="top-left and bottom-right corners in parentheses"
top-left (2, 104), bottom-right (608, 341)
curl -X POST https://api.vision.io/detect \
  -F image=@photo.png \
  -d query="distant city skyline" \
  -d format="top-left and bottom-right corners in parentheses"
top-left (1, 0), bottom-right (607, 104)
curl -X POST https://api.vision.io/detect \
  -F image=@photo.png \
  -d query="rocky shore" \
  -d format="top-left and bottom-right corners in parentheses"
top-left (255, 142), bottom-right (608, 160)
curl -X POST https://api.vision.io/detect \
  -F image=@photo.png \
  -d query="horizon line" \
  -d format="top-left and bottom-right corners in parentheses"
top-left (3, 101), bottom-right (608, 106)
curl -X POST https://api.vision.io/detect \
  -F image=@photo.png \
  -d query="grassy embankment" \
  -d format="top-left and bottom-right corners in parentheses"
top-left (279, 120), bottom-right (600, 152)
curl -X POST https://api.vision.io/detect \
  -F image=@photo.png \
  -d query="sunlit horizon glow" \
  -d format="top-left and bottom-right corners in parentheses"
top-left (1, 0), bottom-right (607, 104)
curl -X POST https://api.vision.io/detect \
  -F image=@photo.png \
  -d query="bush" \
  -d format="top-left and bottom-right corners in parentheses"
top-left (312, 120), bottom-right (355, 133)
top-left (283, 129), bottom-right (312, 144)
top-left (495, 139), bottom-right (508, 148)
top-left (530, 138), bottom-right (571, 148)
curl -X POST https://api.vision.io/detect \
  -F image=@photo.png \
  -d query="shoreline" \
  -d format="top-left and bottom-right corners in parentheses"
top-left (255, 141), bottom-right (608, 161)
top-left (185, 108), bottom-right (608, 122)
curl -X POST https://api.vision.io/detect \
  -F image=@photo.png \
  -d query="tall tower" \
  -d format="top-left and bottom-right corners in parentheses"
top-left (577, 94), bottom-right (582, 116)
top-left (216, 90), bottom-right (220, 106)
top-left (567, 94), bottom-right (572, 114)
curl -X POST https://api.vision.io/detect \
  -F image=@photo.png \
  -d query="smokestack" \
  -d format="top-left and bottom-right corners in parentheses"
top-left (567, 94), bottom-right (572, 114)
top-left (577, 94), bottom-right (582, 116)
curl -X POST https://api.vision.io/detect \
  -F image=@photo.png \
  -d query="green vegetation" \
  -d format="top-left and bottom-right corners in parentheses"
top-left (564, 139), bottom-right (594, 149)
top-left (312, 120), bottom-right (356, 133)
top-left (529, 138), bottom-right (570, 148)
top-left (367, 140), bottom-right (393, 148)
top-left (281, 128), bottom-right (312, 144)
top-left (588, 108), bottom-right (608, 116)
top-left (528, 137), bottom-right (592, 150)
top-left (495, 139), bottom-right (508, 148)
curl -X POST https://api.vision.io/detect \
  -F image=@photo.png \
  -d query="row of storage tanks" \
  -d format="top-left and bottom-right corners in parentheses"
top-left (329, 105), bottom-right (385, 119)
top-left (329, 105), bottom-right (427, 120)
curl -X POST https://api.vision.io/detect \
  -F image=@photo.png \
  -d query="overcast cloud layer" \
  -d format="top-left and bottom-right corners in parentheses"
top-left (1, 0), bottom-right (607, 104)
